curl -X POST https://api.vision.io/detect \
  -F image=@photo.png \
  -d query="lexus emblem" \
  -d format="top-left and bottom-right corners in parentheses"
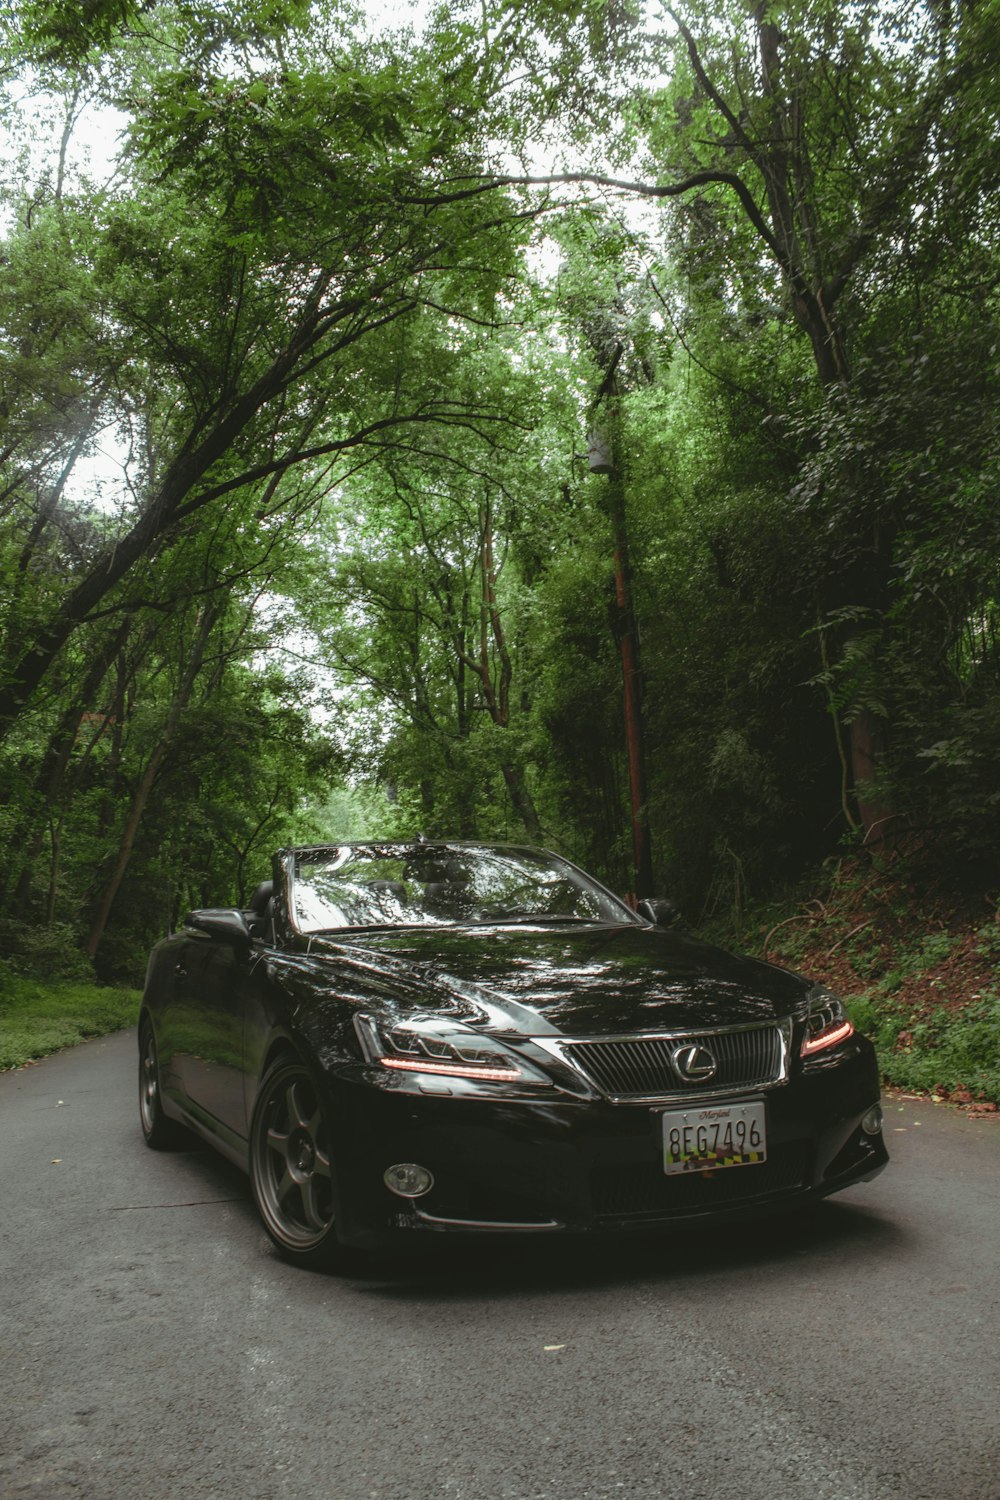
top-left (671, 1043), bottom-right (718, 1083)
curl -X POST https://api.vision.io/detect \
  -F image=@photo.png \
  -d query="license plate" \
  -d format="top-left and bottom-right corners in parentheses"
top-left (661, 1099), bottom-right (767, 1175)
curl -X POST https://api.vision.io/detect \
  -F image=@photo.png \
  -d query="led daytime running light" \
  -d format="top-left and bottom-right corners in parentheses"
top-left (378, 1054), bottom-right (523, 1082)
top-left (801, 1018), bottom-right (854, 1056)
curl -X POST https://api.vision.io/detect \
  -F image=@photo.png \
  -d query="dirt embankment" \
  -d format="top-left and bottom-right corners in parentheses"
top-left (743, 855), bottom-right (1000, 1113)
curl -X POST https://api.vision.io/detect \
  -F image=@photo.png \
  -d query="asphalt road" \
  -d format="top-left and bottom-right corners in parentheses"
top-left (1, 1029), bottom-right (998, 1500)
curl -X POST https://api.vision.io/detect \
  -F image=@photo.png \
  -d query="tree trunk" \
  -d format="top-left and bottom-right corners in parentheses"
top-left (602, 377), bottom-right (654, 899)
top-left (849, 709), bottom-right (894, 846)
top-left (500, 761), bottom-right (543, 843)
top-left (459, 491), bottom-right (543, 843)
top-left (44, 820), bottom-right (60, 926)
top-left (0, 273), bottom-right (340, 741)
top-left (2, 620), bottom-right (131, 912)
top-left (83, 606), bottom-right (217, 960)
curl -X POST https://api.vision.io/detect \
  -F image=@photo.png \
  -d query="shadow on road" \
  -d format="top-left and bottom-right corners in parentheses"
top-left (161, 1136), bottom-right (903, 1300)
top-left (347, 1197), bottom-right (904, 1301)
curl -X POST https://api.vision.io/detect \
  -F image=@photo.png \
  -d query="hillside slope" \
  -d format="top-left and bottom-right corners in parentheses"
top-left (699, 854), bottom-right (1000, 1111)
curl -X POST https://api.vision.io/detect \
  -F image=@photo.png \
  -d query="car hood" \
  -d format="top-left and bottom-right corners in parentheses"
top-left (297, 923), bottom-right (808, 1037)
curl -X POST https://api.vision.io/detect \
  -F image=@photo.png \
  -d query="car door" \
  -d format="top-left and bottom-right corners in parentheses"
top-left (171, 932), bottom-right (250, 1148)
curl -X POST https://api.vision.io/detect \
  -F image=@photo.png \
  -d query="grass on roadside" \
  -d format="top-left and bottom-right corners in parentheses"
top-left (0, 964), bottom-right (139, 1070)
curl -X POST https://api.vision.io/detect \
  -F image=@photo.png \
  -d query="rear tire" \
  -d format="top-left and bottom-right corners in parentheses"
top-left (249, 1059), bottom-right (348, 1271)
top-left (138, 1020), bottom-right (193, 1150)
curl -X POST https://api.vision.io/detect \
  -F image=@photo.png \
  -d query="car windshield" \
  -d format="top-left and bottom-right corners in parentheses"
top-left (290, 843), bottom-right (636, 933)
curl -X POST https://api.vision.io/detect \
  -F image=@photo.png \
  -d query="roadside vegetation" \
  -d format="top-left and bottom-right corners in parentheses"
top-left (0, 923), bottom-right (139, 1070)
top-left (0, 964), bottom-right (139, 1071)
top-left (701, 851), bottom-right (1000, 1112)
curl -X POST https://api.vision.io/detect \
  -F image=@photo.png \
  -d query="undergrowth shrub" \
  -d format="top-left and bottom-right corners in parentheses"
top-left (0, 919), bottom-right (94, 982)
top-left (848, 992), bottom-right (1000, 1099)
top-left (0, 964), bottom-right (139, 1070)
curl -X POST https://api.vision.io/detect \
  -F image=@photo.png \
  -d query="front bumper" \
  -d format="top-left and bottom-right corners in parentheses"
top-left (327, 1037), bottom-right (888, 1249)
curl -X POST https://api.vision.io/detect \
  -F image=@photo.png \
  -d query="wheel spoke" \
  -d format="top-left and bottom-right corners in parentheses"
top-left (275, 1167), bottom-right (296, 1206)
top-left (300, 1176), bottom-right (330, 1233)
top-left (266, 1125), bottom-right (292, 1161)
top-left (286, 1080), bottom-right (311, 1132)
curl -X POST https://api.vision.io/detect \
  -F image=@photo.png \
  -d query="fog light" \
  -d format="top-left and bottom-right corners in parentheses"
top-left (861, 1105), bottom-right (883, 1136)
top-left (384, 1163), bottom-right (434, 1199)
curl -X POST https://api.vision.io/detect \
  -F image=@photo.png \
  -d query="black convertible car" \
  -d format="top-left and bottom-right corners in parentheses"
top-left (139, 840), bottom-right (888, 1268)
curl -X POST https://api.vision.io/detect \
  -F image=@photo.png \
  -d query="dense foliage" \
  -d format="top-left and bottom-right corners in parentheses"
top-left (1, 0), bottom-right (999, 983)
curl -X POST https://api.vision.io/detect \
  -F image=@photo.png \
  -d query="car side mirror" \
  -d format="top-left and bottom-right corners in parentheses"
top-left (637, 897), bottom-right (681, 928)
top-left (185, 908), bottom-right (252, 957)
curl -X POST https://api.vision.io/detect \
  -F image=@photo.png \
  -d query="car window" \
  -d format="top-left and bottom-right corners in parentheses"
top-left (290, 844), bottom-right (635, 933)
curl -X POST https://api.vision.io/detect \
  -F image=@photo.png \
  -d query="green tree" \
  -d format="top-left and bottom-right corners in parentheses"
top-left (0, 4), bottom-right (540, 739)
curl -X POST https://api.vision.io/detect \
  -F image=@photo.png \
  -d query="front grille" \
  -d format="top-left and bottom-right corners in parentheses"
top-left (591, 1142), bottom-right (809, 1219)
top-left (560, 1022), bottom-right (789, 1101)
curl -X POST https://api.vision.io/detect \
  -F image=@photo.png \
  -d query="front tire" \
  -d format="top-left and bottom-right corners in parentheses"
top-left (249, 1060), bottom-right (346, 1270)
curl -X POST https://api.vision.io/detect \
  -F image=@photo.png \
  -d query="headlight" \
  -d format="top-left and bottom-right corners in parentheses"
top-left (354, 1014), bottom-right (552, 1087)
top-left (800, 986), bottom-right (855, 1057)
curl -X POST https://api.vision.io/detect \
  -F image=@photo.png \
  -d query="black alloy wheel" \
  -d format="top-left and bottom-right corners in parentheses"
top-left (249, 1060), bottom-right (344, 1270)
top-left (138, 1020), bottom-right (192, 1150)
